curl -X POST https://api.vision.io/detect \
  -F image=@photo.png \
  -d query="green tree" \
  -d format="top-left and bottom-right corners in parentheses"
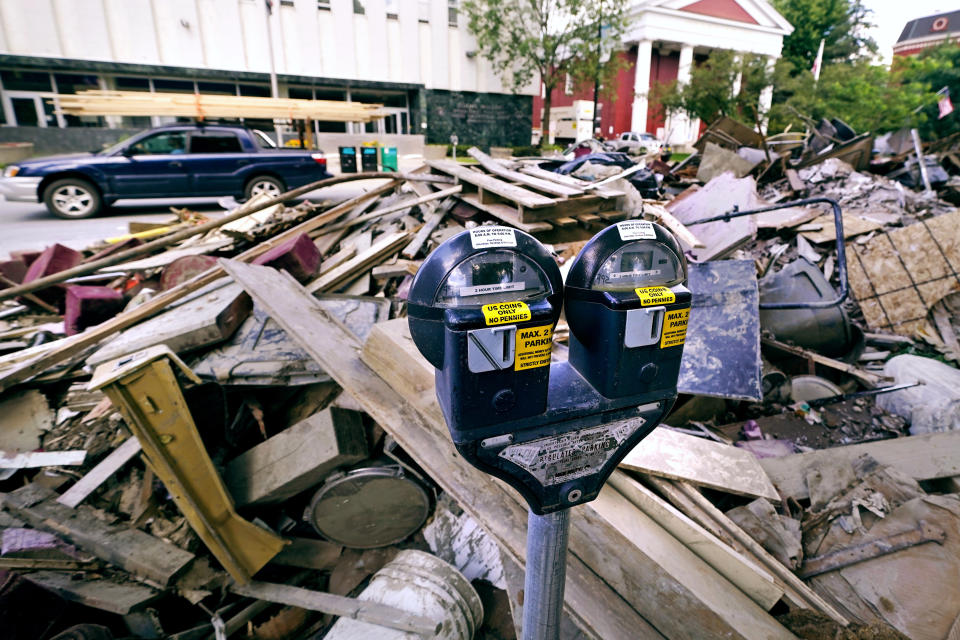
top-left (908, 43), bottom-right (960, 139)
top-left (652, 50), bottom-right (773, 130)
top-left (771, 0), bottom-right (877, 72)
top-left (767, 58), bottom-right (934, 135)
top-left (463, 0), bottom-right (629, 144)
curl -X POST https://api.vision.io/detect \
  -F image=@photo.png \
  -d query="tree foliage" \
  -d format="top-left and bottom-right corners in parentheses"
top-left (652, 50), bottom-right (773, 128)
top-left (771, 0), bottom-right (877, 72)
top-left (908, 43), bottom-right (960, 139)
top-left (463, 0), bottom-right (629, 143)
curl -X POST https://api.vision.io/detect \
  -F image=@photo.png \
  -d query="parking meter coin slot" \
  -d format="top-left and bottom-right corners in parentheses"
top-left (625, 306), bottom-right (665, 348)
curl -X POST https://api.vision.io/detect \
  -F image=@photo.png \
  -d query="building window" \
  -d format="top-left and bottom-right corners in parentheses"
top-left (353, 0), bottom-right (365, 14)
top-left (280, 0), bottom-right (294, 5)
top-left (197, 81), bottom-right (236, 95)
top-left (418, 0), bottom-right (430, 22)
top-left (317, 0), bottom-right (330, 9)
top-left (115, 76), bottom-right (150, 91)
top-left (153, 78), bottom-right (195, 93)
top-left (448, 0), bottom-right (458, 27)
top-left (385, 0), bottom-right (398, 18)
top-left (52, 74), bottom-right (99, 95)
top-left (0, 70), bottom-right (52, 92)
top-left (238, 83), bottom-right (271, 97)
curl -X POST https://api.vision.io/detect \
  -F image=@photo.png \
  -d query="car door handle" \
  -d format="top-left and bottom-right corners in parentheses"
top-left (169, 161), bottom-right (183, 168)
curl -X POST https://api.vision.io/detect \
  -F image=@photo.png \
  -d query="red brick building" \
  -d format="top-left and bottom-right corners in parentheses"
top-left (894, 11), bottom-right (960, 57)
top-left (533, 0), bottom-right (792, 147)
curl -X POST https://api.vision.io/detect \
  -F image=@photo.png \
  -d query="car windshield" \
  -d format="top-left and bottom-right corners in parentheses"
top-left (252, 129), bottom-right (278, 149)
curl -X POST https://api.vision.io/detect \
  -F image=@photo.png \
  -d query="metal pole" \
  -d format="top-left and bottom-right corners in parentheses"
top-left (522, 508), bottom-right (570, 640)
top-left (911, 128), bottom-right (933, 194)
top-left (264, 0), bottom-right (282, 147)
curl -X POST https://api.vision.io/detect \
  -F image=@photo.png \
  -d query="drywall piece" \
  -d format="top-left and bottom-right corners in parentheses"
top-left (0, 389), bottom-right (54, 452)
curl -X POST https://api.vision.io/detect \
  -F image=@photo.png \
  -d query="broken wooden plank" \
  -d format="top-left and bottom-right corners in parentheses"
top-left (608, 470), bottom-right (783, 610)
top-left (0, 179), bottom-right (401, 393)
top-left (642, 202), bottom-right (706, 249)
top-left (231, 581), bottom-right (441, 637)
top-left (87, 279), bottom-right (252, 366)
top-left (2, 483), bottom-right (195, 586)
top-left (225, 408), bottom-right (367, 507)
top-left (619, 427), bottom-right (780, 501)
top-left (517, 164), bottom-right (625, 199)
top-left (648, 476), bottom-right (849, 625)
top-left (360, 317), bottom-right (792, 639)
top-left (759, 431), bottom-right (960, 500)
top-left (219, 260), bottom-right (660, 640)
top-left (57, 437), bottom-right (142, 509)
top-left (25, 570), bottom-right (159, 615)
top-left (467, 147), bottom-right (583, 198)
top-left (306, 231), bottom-right (411, 293)
top-left (402, 201), bottom-right (452, 259)
top-left (371, 259), bottom-right (421, 280)
top-left (427, 160), bottom-right (557, 208)
top-left (271, 537), bottom-right (342, 571)
top-left (455, 194), bottom-right (553, 233)
top-left (0, 450), bottom-right (86, 470)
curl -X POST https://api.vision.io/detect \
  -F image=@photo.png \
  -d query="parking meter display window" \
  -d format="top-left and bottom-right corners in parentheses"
top-left (591, 241), bottom-right (684, 291)
top-left (435, 250), bottom-right (552, 307)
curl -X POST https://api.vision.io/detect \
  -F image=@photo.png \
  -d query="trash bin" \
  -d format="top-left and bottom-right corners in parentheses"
top-left (380, 146), bottom-right (398, 172)
top-left (338, 146), bottom-right (357, 173)
top-left (360, 146), bottom-right (379, 172)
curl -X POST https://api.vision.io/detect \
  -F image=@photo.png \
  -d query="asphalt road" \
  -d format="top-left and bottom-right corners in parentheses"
top-left (0, 181), bottom-right (386, 258)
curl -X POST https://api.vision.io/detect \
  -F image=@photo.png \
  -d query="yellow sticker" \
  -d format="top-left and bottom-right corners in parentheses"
top-left (515, 324), bottom-right (553, 371)
top-left (660, 308), bottom-right (689, 348)
top-left (635, 286), bottom-right (676, 307)
top-left (482, 301), bottom-right (531, 326)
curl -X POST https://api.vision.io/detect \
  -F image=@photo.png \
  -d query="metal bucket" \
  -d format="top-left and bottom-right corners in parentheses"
top-left (325, 549), bottom-right (484, 640)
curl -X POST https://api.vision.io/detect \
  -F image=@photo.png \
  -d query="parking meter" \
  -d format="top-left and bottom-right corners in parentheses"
top-left (407, 227), bottom-right (564, 436)
top-left (565, 220), bottom-right (691, 398)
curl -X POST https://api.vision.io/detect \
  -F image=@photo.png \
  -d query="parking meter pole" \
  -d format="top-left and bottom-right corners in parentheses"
top-left (523, 508), bottom-right (570, 640)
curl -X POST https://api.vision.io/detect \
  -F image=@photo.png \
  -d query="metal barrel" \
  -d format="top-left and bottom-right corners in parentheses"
top-left (325, 549), bottom-right (484, 640)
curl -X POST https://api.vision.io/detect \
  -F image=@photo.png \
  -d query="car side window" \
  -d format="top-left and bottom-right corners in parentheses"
top-left (190, 133), bottom-right (243, 153)
top-left (127, 132), bottom-right (188, 155)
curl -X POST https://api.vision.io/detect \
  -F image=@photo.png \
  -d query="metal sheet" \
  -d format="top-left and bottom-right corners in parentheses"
top-left (677, 261), bottom-right (762, 402)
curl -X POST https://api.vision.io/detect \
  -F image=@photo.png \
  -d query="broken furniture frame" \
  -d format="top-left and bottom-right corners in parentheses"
top-left (686, 197), bottom-right (849, 309)
top-left (90, 345), bottom-right (286, 583)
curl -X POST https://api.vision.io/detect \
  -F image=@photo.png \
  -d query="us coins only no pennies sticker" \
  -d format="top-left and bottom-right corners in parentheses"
top-left (481, 301), bottom-right (531, 326)
top-left (515, 324), bottom-right (553, 371)
top-left (660, 308), bottom-right (689, 348)
top-left (634, 285), bottom-right (676, 306)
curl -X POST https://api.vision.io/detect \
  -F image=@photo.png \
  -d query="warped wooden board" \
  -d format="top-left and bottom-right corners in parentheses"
top-left (357, 317), bottom-right (793, 640)
top-left (620, 427), bottom-right (779, 502)
top-left (759, 431), bottom-right (960, 500)
top-left (608, 471), bottom-right (782, 609)
top-left (428, 160), bottom-right (557, 208)
top-left (3, 484), bottom-right (195, 586)
top-left (306, 231), bottom-right (410, 293)
top-left (516, 165), bottom-right (626, 199)
top-left (456, 194), bottom-right (553, 233)
top-left (220, 260), bottom-right (659, 640)
top-left (467, 147), bottom-right (584, 198)
top-left (25, 570), bottom-right (159, 615)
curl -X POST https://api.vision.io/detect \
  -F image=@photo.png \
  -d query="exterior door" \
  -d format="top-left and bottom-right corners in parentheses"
top-left (6, 92), bottom-right (59, 127)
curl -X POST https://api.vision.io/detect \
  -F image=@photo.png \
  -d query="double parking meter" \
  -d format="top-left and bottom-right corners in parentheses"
top-left (408, 222), bottom-right (690, 514)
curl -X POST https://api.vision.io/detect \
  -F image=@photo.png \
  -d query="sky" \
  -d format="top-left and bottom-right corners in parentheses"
top-left (861, 1), bottom-right (954, 63)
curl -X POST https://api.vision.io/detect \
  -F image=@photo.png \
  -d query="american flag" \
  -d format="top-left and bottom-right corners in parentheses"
top-left (938, 88), bottom-right (954, 120)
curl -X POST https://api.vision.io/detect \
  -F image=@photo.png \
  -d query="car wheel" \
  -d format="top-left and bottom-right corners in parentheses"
top-left (244, 176), bottom-right (285, 201)
top-left (43, 178), bottom-right (102, 220)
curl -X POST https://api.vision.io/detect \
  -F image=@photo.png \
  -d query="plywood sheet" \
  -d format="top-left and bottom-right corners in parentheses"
top-left (846, 210), bottom-right (960, 335)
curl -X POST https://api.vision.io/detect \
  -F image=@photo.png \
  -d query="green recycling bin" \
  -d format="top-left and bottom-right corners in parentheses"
top-left (380, 146), bottom-right (398, 172)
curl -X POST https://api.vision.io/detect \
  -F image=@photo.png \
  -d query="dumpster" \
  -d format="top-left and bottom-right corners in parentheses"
top-left (360, 146), bottom-right (379, 172)
top-left (380, 146), bottom-right (398, 172)
top-left (338, 146), bottom-right (357, 173)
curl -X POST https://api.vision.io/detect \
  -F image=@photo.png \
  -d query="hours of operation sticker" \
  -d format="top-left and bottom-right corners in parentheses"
top-left (481, 301), bottom-right (531, 326)
top-left (616, 220), bottom-right (657, 241)
top-left (470, 227), bottom-right (517, 249)
top-left (634, 285), bottom-right (676, 306)
top-left (498, 419), bottom-right (645, 486)
top-left (515, 324), bottom-right (552, 371)
top-left (660, 308), bottom-right (689, 348)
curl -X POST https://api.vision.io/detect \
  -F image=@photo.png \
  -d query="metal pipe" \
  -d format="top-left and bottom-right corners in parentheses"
top-left (523, 508), bottom-right (571, 640)
top-left (684, 197), bottom-right (848, 309)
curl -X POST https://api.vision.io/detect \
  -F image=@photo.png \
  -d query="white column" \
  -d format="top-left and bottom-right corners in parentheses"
top-left (758, 56), bottom-right (776, 134)
top-left (731, 54), bottom-right (743, 98)
top-left (631, 39), bottom-right (652, 133)
top-left (668, 44), bottom-right (694, 144)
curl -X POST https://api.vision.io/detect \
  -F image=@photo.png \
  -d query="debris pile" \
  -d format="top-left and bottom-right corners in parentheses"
top-left (0, 112), bottom-right (958, 639)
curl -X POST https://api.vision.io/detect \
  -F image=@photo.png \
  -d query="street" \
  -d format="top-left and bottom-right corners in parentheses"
top-left (0, 181), bottom-right (385, 258)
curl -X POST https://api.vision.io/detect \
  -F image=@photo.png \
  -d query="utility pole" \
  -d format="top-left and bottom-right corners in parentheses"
top-left (264, 0), bottom-right (283, 146)
top-left (591, 4), bottom-right (602, 139)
